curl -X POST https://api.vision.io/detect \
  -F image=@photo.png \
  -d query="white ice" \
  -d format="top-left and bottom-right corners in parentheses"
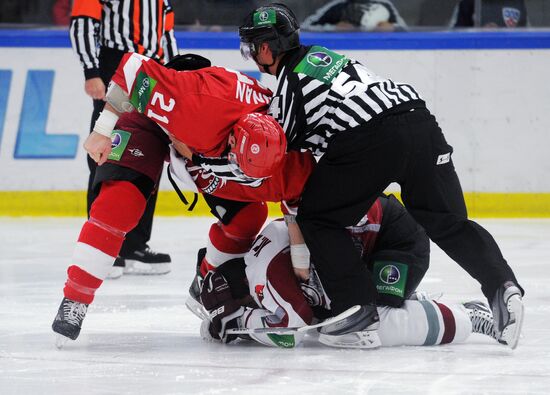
top-left (1, 217), bottom-right (549, 394)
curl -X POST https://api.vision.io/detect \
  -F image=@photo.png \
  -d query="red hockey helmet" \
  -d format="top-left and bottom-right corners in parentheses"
top-left (228, 113), bottom-right (287, 179)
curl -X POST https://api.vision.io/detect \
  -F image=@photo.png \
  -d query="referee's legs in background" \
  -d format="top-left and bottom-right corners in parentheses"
top-left (86, 48), bottom-right (170, 278)
top-left (397, 108), bottom-right (523, 300)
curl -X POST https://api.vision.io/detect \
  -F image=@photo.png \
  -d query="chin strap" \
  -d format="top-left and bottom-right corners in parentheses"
top-left (253, 51), bottom-right (277, 75)
top-left (261, 62), bottom-right (274, 74)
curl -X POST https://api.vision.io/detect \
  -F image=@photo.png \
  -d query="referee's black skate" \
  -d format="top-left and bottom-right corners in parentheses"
top-left (491, 281), bottom-right (524, 349)
top-left (463, 300), bottom-right (497, 340)
top-left (52, 297), bottom-right (88, 348)
top-left (318, 304), bottom-right (381, 349)
top-left (120, 245), bottom-right (171, 275)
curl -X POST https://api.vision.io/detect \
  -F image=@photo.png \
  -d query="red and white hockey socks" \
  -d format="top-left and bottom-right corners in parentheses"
top-left (63, 181), bottom-right (146, 304)
top-left (201, 202), bottom-right (267, 276)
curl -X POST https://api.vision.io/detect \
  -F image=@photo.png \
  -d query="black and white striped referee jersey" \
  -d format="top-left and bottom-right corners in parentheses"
top-left (268, 45), bottom-right (425, 157)
top-left (70, 0), bottom-right (178, 79)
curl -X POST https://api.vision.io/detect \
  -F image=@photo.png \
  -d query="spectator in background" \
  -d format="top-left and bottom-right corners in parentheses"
top-left (451, 0), bottom-right (528, 28)
top-left (302, 0), bottom-right (407, 32)
top-left (52, 0), bottom-right (71, 26)
top-left (172, 0), bottom-right (258, 30)
top-left (69, 0), bottom-right (178, 278)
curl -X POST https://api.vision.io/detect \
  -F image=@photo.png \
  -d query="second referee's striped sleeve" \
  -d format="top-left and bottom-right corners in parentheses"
top-left (70, 0), bottom-right (102, 79)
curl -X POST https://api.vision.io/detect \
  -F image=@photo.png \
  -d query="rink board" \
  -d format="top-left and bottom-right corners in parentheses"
top-left (0, 30), bottom-right (549, 216)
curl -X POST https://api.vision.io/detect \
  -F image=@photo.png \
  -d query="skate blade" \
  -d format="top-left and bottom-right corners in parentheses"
top-left (106, 266), bottom-right (124, 280)
top-left (123, 260), bottom-right (171, 275)
top-left (502, 295), bottom-right (524, 350)
top-left (55, 334), bottom-right (70, 349)
top-left (318, 330), bottom-right (381, 349)
top-left (185, 296), bottom-right (208, 321)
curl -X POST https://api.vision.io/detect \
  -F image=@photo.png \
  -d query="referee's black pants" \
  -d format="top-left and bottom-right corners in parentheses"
top-left (296, 104), bottom-right (523, 315)
top-left (87, 48), bottom-right (158, 255)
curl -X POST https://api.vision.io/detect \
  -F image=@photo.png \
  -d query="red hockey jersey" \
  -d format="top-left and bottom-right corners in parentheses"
top-left (111, 53), bottom-right (271, 157)
top-left (187, 150), bottom-right (317, 203)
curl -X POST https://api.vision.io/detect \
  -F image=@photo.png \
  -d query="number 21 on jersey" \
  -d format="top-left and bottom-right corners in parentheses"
top-left (147, 92), bottom-right (175, 124)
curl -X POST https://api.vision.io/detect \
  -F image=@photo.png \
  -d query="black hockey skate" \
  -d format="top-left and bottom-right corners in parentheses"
top-left (185, 248), bottom-right (208, 320)
top-left (491, 281), bottom-right (524, 349)
top-left (52, 297), bottom-right (88, 348)
top-left (318, 304), bottom-right (381, 349)
top-left (463, 300), bottom-right (497, 339)
top-left (120, 245), bottom-right (171, 275)
top-left (106, 257), bottom-right (125, 279)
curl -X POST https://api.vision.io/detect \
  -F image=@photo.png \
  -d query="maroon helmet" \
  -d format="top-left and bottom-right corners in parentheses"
top-left (229, 113), bottom-right (287, 179)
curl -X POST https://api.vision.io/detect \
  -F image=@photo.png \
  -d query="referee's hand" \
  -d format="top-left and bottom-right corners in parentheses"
top-left (85, 78), bottom-right (106, 100)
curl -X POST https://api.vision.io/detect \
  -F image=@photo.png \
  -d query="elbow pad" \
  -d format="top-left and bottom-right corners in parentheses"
top-left (105, 82), bottom-right (134, 113)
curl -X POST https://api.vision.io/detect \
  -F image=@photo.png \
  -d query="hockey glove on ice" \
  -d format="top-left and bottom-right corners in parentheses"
top-left (200, 271), bottom-right (244, 343)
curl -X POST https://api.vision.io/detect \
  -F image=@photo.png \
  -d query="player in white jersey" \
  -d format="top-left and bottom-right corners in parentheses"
top-left (199, 218), bottom-right (497, 349)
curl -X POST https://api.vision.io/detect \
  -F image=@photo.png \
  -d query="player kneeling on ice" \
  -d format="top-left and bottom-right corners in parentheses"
top-left (198, 216), bottom-right (498, 349)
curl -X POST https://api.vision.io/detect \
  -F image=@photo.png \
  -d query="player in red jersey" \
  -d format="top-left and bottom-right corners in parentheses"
top-left (52, 54), bottom-right (308, 347)
top-left (85, 52), bottom-right (271, 169)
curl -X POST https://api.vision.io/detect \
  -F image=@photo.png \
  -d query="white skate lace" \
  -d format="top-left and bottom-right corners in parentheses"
top-left (466, 302), bottom-right (496, 339)
top-left (65, 301), bottom-right (88, 326)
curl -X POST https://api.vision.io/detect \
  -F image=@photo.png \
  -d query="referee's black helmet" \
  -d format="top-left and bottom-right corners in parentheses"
top-left (239, 3), bottom-right (300, 60)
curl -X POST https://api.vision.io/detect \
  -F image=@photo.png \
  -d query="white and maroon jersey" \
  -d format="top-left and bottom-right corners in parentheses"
top-left (112, 53), bottom-right (271, 157)
top-left (242, 220), bottom-right (314, 348)
top-left (240, 220), bottom-right (472, 348)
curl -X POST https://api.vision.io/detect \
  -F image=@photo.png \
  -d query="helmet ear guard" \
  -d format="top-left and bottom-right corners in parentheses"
top-left (229, 113), bottom-right (287, 179)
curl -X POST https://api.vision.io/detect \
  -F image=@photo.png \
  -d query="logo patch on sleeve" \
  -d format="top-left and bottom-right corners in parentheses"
top-left (293, 46), bottom-right (349, 84)
top-left (373, 261), bottom-right (408, 298)
top-left (108, 130), bottom-right (131, 161)
top-left (130, 71), bottom-right (157, 113)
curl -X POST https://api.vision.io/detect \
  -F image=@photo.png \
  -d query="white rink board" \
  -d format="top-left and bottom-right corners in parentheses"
top-left (0, 47), bottom-right (549, 192)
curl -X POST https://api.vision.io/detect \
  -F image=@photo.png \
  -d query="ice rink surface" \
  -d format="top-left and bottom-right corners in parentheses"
top-left (0, 217), bottom-right (549, 395)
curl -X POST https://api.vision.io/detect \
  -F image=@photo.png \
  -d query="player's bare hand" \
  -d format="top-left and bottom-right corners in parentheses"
top-left (293, 267), bottom-right (310, 282)
top-left (169, 134), bottom-right (193, 159)
top-left (84, 131), bottom-right (112, 165)
top-left (85, 78), bottom-right (106, 100)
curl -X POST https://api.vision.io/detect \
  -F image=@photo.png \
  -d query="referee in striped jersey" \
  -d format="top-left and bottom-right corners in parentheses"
top-left (70, 0), bottom-right (178, 275)
top-left (238, 3), bottom-right (524, 349)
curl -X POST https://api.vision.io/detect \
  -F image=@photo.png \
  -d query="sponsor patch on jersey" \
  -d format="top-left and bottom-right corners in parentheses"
top-left (130, 71), bottom-right (157, 113)
top-left (108, 130), bottom-right (131, 161)
top-left (373, 261), bottom-right (408, 298)
top-left (294, 46), bottom-right (349, 84)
